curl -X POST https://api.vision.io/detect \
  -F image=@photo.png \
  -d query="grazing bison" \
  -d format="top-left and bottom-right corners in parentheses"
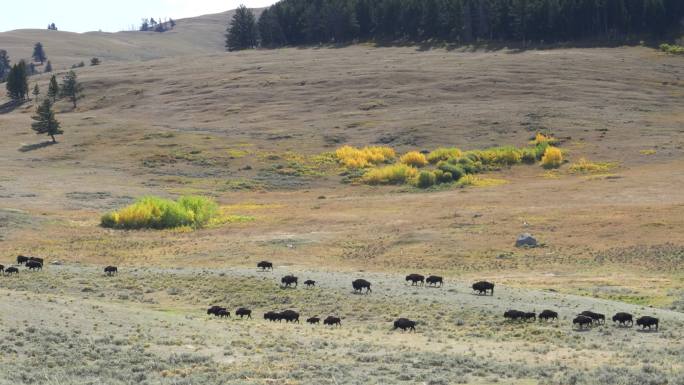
top-left (523, 312), bottom-right (536, 321)
top-left (393, 318), bottom-right (416, 332)
top-left (279, 310), bottom-right (300, 323)
top-left (304, 280), bottom-right (316, 287)
top-left (472, 281), bottom-right (494, 296)
top-left (307, 317), bottom-right (320, 325)
top-left (426, 275), bottom-right (443, 287)
top-left (612, 312), bottom-right (633, 327)
top-left (17, 255), bottom-right (29, 264)
top-left (538, 310), bottom-right (558, 322)
top-left (29, 257), bottom-right (44, 265)
top-left (216, 309), bottom-right (231, 318)
top-left (324, 316), bottom-right (342, 327)
top-left (281, 275), bottom-right (298, 288)
top-left (26, 261), bottom-right (42, 271)
top-left (236, 308), bottom-right (252, 319)
top-left (0, 265), bottom-right (4, 273)
top-left (573, 315), bottom-right (593, 329)
top-left (264, 311), bottom-right (280, 322)
top-left (580, 311), bottom-right (605, 325)
top-left (636, 316), bottom-right (659, 331)
top-left (207, 306), bottom-right (226, 316)
top-left (405, 274), bottom-right (425, 286)
top-left (258, 261), bottom-right (273, 271)
top-left (5, 267), bottom-right (19, 275)
top-left (104, 266), bottom-right (118, 276)
top-left (504, 310), bottom-right (526, 321)
top-left (352, 279), bottom-right (372, 294)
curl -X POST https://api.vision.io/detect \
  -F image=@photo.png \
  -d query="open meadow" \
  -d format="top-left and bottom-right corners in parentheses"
top-left (1, 14), bottom-right (684, 384)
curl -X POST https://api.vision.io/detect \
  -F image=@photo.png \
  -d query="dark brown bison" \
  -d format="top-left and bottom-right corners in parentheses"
top-left (26, 261), bottom-right (42, 271)
top-left (104, 266), bottom-right (118, 276)
top-left (580, 311), bottom-right (605, 325)
top-left (573, 315), bottom-right (593, 329)
top-left (279, 310), bottom-right (299, 323)
top-left (352, 279), bottom-right (372, 294)
top-left (405, 274), bottom-right (425, 286)
top-left (281, 275), bottom-right (298, 288)
top-left (0, 264), bottom-right (4, 273)
top-left (504, 310), bottom-right (525, 321)
top-left (324, 316), bottom-right (342, 327)
top-left (307, 317), bottom-right (320, 324)
top-left (5, 267), bottom-right (18, 275)
top-left (236, 308), bottom-right (252, 319)
top-left (207, 306), bottom-right (226, 316)
top-left (538, 310), bottom-right (558, 322)
top-left (29, 257), bottom-right (44, 265)
top-left (304, 280), bottom-right (316, 287)
top-left (636, 316), bottom-right (659, 331)
top-left (472, 281), bottom-right (494, 295)
top-left (216, 309), bottom-right (230, 318)
top-left (264, 311), bottom-right (279, 322)
top-left (523, 312), bottom-right (536, 321)
top-left (612, 312), bottom-right (633, 327)
top-left (393, 318), bottom-right (416, 332)
top-left (426, 275), bottom-right (443, 287)
top-left (17, 255), bottom-right (29, 264)
top-left (258, 261), bottom-right (273, 271)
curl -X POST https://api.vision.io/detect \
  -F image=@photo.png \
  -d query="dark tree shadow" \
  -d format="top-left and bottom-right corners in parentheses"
top-left (0, 100), bottom-right (25, 115)
top-left (19, 141), bottom-right (56, 152)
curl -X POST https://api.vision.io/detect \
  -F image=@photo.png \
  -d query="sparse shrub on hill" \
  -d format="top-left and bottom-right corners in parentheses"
top-left (362, 164), bottom-right (417, 185)
top-left (335, 145), bottom-right (395, 168)
top-left (101, 196), bottom-right (219, 230)
top-left (569, 158), bottom-right (615, 174)
top-left (90, 57), bottom-right (101, 66)
top-left (427, 147), bottom-right (462, 164)
top-left (541, 146), bottom-right (563, 168)
top-left (400, 151), bottom-right (428, 167)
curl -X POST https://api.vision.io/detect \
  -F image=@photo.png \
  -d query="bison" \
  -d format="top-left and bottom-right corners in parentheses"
top-left (279, 310), bottom-right (300, 323)
top-left (352, 279), bottom-right (372, 294)
top-left (307, 317), bottom-right (320, 325)
top-left (426, 275), bottom-right (443, 287)
top-left (264, 311), bottom-right (280, 322)
top-left (580, 311), bottom-right (605, 325)
top-left (636, 316), bottom-right (659, 331)
top-left (5, 267), bottom-right (18, 275)
top-left (258, 261), bottom-right (273, 271)
top-left (216, 309), bottom-right (231, 318)
top-left (29, 257), bottom-right (44, 265)
top-left (612, 312), bottom-right (633, 327)
top-left (17, 255), bottom-right (29, 264)
top-left (405, 274), bottom-right (425, 286)
top-left (304, 280), bottom-right (316, 287)
top-left (281, 275), bottom-right (298, 288)
top-left (538, 310), bottom-right (558, 322)
top-left (26, 261), bottom-right (42, 271)
top-left (393, 318), bottom-right (416, 332)
top-left (0, 264), bottom-right (4, 273)
top-left (504, 310), bottom-right (525, 321)
top-left (104, 266), bottom-right (118, 276)
top-left (472, 281), bottom-right (494, 296)
top-left (207, 306), bottom-right (226, 316)
top-left (236, 308), bottom-right (252, 319)
top-left (573, 315), bottom-right (593, 329)
top-left (523, 312), bottom-right (536, 321)
top-left (324, 316), bottom-right (342, 327)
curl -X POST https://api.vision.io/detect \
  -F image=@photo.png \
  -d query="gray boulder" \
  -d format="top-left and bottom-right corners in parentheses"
top-left (515, 233), bottom-right (538, 248)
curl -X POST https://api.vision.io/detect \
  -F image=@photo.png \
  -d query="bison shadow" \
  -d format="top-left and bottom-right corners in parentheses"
top-left (636, 329), bottom-right (659, 334)
top-left (573, 328), bottom-right (592, 333)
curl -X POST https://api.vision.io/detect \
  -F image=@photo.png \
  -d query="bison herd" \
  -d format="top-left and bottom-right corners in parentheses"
top-left (505, 308), bottom-right (659, 331)
top-left (1, 255), bottom-right (44, 275)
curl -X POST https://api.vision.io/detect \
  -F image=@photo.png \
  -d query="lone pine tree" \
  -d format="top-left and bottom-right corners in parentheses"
top-left (32, 42), bottom-right (47, 64)
top-left (31, 99), bottom-right (62, 142)
top-left (60, 70), bottom-right (83, 108)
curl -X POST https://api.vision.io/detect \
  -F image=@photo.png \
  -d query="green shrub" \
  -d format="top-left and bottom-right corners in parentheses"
top-left (439, 171), bottom-right (453, 183)
top-left (534, 142), bottom-right (550, 160)
top-left (101, 195), bottom-right (219, 230)
top-left (452, 157), bottom-right (483, 174)
top-left (415, 171), bottom-right (437, 188)
top-left (437, 161), bottom-right (465, 180)
top-left (521, 147), bottom-right (537, 164)
top-left (427, 147), bottom-right (462, 163)
top-left (660, 43), bottom-right (684, 55)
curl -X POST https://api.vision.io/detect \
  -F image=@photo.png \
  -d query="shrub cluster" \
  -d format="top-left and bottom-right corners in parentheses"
top-left (660, 43), bottom-right (684, 55)
top-left (101, 196), bottom-right (219, 230)
top-left (335, 145), bottom-right (396, 168)
top-left (362, 164), bottom-right (417, 185)
top-left (427, 147), bottom-right (462, 164)
top-left (400, 151), bottom-right (428, 167)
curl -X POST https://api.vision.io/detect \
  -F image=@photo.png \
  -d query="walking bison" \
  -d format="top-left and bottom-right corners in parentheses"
top-left (405, 274), bottom-right (425, 286)
top-left (580, 311), bottom-right (605, 325)
top-left (26, 261), bottom-right (42, 271)
top-left (104, 266), bottom-right (118, 276)
top-left (426, 275), bottom-right (443, 287)
top-left (257, 261), bottom-right (273, 271)
top-left (324, 316), bottom-right (342, 327)
top-left (538, 310), bottom-right (558, 322)
top-left (304, 280), bottom-right (316, 287)
top-left (612, 312), bottom-right (633, 327)
top-left (279, 310), bottom-right (300, 323)
top-left (636, 316), bottom-right (659, 331)
top-left (281, 275), bottom-right (298, 288)
top-left (393, 318), bottom-right (416, 332)
top-left (16, 255), bottom-right (29, 264)
top-left (5, 267), bottom-right (18, 275)
top-left (307, 317), bottom-right (320, 325)
top-left (504, 310), bottom-right (526, 321)
top-left (472, 281), bottom-right (494, 296)
top-left (207, 306), bottom-right (226, 316)
top-left (352, 279), bottom-right (372, 294)
top-left (236, 308), bottom-right (252, 319)
top-left (264, 311), bottom-right (280, 322)
top-left (573, 315), bottom-right (593, 329)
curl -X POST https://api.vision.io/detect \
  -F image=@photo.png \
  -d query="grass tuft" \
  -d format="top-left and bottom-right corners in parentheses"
top-left (568, 158), bottom-right (616, 174)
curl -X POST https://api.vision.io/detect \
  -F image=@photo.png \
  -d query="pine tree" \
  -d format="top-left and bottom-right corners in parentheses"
top-left (32, 84), bottom-right (40, 102)
top-left (6, 60), bottom-right (28, 101)
top-left (90, 57), bottom-right (101, 66)
top-left (31, 99), bottom-right (62, 142)
top-left (226, 5), bottom-right (258, 51)
top-left (33, 42), bottom-right (47, 64)
top-left (47, 74), bottom-right (59, 102)
top-left (60, 70), bottom-right (83, 108)
top-left (0, 50), bottom-right (10, 81)
top-left (44, 60), bottom-right (53, 73)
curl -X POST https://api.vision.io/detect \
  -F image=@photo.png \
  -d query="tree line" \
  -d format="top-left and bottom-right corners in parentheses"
top-left (227, 0), bottom-right (684, 50)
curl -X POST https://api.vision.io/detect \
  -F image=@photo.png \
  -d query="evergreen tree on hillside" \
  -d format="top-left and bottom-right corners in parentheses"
top-left (226, 5), bottom-right (258, 51)
top-left (33, 42), bottom-right (47, 64)
top-left (47, 74), bottom-right (59, 102)
top-left (44, 60), bottom-right (53, 73)
top-left (47, 23), bottom-right (58, 31)
top-left (31, 99), bottom-right (62, 142)
top-left (258, 8), bottom-right (286, 47)
top-left (6, 60), bottom-right (29, 101)
top-left (0, 50), bottom-right (10, 81)
top-left (60, 70), bottom-right (83, 108)
top-left (32, 83), bottom-right (40, 102)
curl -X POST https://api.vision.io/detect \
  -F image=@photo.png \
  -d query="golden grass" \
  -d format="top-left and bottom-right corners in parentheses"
top-left (427, 147), bottom-right (462, 164)
top-left (531, 133), bottom-right (558, 146)
top-left (400, 151), bottom-right (428, 167)
top-left (568, 158), bottom-right (616, 174)
top-left (362, 164), bottom-right (418, 185)
top-left (541, 146), bottom-right (563, 169)
top-left (335, 145), bottom-right (396, 168)
top-left (457, 175), bottom-right (508, 187)
top-left (640, 149), bottom-right (657, 156)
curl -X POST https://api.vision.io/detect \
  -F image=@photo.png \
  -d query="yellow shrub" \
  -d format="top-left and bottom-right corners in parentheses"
top-left (532, 133), bottom-right (558, 146)
top-left (568, 158), bottom-right (615, 174)
top-left (335, 145), bottom-right (396, 168)
top-left (541, 146), bottom-right (563, 169)
top-left (427, 147), bottom-right (462, 163)
top-left (400, 151), bottom-right (428, 167)
top-left (457, 175), bottom-right (508, 187)
top-left (362, 164), bottom-right (418, 185)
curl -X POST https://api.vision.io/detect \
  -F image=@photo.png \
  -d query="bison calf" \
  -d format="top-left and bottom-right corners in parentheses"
top-left (104, 266), bottom-right (118, 276)
top-left (307, 317), bottom-right (320, 325)
top-left (304, 280), bottom-right (316, 287)
top-left (26, 261), bottom-right (42, 271)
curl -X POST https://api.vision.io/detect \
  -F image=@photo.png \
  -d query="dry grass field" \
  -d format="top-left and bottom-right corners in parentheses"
top-left (1, 14), bottom-right (684, 384)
